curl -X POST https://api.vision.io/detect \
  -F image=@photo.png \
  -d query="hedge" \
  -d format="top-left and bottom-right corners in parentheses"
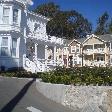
top-left (40, 66), bottom-right (112, 86)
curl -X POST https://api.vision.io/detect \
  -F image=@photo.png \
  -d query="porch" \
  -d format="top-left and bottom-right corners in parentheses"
top-left (83, 54), bottom-right (107, 67)
top-left (24, 39), bottom-right (63, 72)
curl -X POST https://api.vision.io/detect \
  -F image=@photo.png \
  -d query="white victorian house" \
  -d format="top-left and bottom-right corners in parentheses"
top-left (0, 0), bottom-right (64, 72)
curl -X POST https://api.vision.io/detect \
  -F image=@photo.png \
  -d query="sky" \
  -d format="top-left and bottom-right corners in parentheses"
top-left (29, 0), bottom-right (112, 30)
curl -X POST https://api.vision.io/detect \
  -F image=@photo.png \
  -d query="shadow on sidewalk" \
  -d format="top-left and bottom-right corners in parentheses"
top-left (0, 78), bottom-right (36, 112)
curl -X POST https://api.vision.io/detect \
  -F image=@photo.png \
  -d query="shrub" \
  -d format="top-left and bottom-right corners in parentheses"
top-left (40, 66), bottom-right (112, 86)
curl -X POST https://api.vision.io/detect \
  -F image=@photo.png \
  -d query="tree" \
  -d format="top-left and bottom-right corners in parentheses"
top-left (34, 2), bottom-right (92, 39)
top-left (95, 12), bottom-right (109, 35)
top-left (34, 2), bottom-right (59, 18)
top-left (108, 19), bottom-right (112, 34)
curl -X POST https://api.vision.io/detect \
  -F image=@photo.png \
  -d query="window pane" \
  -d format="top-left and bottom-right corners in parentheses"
top-left (1, 47), bottom-right (8, 56)
top-left (76, 48), bottom-right (79, 52)
top-left (97, 57), bottom-right (99, 61)
top-left (101, 57), bottom-right (104, 61)
top-left (3, 8), bottom-right (10, 16)
top-left (2, 37), bottom-right (8, 46)
top-left (12, 48), bottom-right (16, 57)
top-left (12, 38), bottom-right (17, 48)
top-left (3, 16), bottom-right (9, 24)
top-left (13, 9), bottom-right (18, 23)
top-left (71, 46), bottom-right (75, 52)
top-left (12, 38), bottom-right (17, 56)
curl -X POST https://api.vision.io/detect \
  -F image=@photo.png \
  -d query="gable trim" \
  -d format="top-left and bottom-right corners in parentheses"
top-left (68, 39), bottom-right (81, 46)
top-left (82, 34), bottom-right (106, 44)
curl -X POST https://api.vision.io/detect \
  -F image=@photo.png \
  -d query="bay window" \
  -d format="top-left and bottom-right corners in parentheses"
top-left (3, 7), bottom-right (10, 24)
top-left (1, 37), bottom-right (9, 56)
top-left (12, 38), bottom-right (17, 57)
top-left (13, 9), bottom-right (18, 23)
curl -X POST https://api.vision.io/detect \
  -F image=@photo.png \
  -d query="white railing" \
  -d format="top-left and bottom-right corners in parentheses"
top-left (84, 60), bottom-right (105, 67)
top-left (27, 32), bottom-right (63, 45)
top-left (24, 55), bottom-right (64, 73)
top-left (83, 49), bottom-right (93, 55)
top-left (0, 0), bottom-right (27, 4)
top-left (23, 55), bottom-right (46, 73)
top-left (83, 48), bottom-right (105, 54)
top-left (94, 48), bottom-right (105, 53)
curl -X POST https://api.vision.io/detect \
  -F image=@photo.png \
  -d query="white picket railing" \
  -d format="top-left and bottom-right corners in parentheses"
top-left (23, 55), bottom-right (64, 73)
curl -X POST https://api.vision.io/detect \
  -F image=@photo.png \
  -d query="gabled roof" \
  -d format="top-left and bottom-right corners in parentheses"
top-left (98, 34), bottom-right (112, 42)
top-left (68, 39), bottom-right (81, 46)
top-left (76, 37), bottom-right (87, 44)
top-left (64, 34), bottom-right (112, 46)
top-left (64, 39), bottom-right (73, 47)
top-left (82, 34), bottom-right (106, 44)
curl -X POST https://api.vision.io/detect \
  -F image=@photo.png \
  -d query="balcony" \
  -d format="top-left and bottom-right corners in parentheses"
top-left (83, 49), bottom-right (93, 55)
top-left (94, 48), bottom-right (105, 54)
top-left (28, 32), bottom-right (63, 45)
top-left (84, 60), bottom-right (105, 67)
top-left (83, 48), bottom-right (105, 55)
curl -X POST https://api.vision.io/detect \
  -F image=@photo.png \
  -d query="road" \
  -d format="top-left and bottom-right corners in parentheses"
top-left (0, 77), bottom-right (75, 112)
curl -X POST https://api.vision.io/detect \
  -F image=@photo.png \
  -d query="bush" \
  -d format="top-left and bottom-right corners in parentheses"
top-left (0, 67), bottom-right (41, 78)
top-left (40, 66), bottom-right (112, 86)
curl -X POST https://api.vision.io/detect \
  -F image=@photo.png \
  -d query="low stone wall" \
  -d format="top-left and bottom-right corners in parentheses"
top-left (36, 80), bottom-right (112, 112)
top-left (36, 79), bottom-right (70, 104)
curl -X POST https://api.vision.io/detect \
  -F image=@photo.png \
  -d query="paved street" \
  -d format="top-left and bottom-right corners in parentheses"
top-left (0, 77), bottom-right (74, 112)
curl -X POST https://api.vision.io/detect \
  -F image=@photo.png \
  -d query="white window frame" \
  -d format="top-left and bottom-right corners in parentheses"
top-left (13, 9), bottom-right (18, 24)
top-left (71, 46), bottom-right (76, 53)
top-left (96, 56), bottom-right (104, 62)
top-left (12, 38), bottom-right (17, 57)
top-left (76, 46), bottom-right (80, 53)
top-left (0, 36), bottom-right (10, 57)
top-left (3, 6), bottom-right (10, 24)
top-left (110, 58), bottom-right (112, 63)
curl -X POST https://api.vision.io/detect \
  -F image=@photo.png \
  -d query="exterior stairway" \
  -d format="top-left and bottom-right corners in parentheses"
top-left (23, 55), bottom-right (47, 73)
top-left (23, 55), bottom-right (64, 73)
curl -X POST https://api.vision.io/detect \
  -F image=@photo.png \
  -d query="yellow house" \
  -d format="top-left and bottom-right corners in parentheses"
top-left (82, 34), bottom-right (111, 67)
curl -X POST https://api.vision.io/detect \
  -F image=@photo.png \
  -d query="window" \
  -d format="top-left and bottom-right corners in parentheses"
top-left (3, 7), bottom-right (10, 24)
top-left (97, 57), bottom-right (99, 61)
top-left (76, 47), bottom-right (79, 53)
top-left (97, 56), bottom-right (104, 61)
top-left (12, 38), bottom-right (17, 57)
top-left (71, 46), bottom-right (75, 53)
top-left (74, 59), bottom-right (77, 64)
top-left (1, 37), bottom-right (9, 56)
top-left (13, 9), bottom-right (18, 23)
top-left (111, 58), bottom-right (112, 63)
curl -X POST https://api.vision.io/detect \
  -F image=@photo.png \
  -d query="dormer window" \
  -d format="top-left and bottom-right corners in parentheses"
top-left (3, 7), bottom-right (10, 24)
top-left (13, 9), bottom-right (18, 23)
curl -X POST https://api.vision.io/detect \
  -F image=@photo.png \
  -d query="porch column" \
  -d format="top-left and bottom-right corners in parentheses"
top-left (34, 43), bottom-right (38, 60)
top-left (73, 54), bottom-right (75, 67)
top-left (105, 44), bottom-right (107, 64)
top-left (67, 52), bottom-right (69, 67)
top-left (54, 46), bottom-right (56, 61)
top-left (45, 45), bottom-right (48, 65)
top-left (62, 48), bottom-right (64, 63)
top-left (110, 42), bottom-right (111, 51)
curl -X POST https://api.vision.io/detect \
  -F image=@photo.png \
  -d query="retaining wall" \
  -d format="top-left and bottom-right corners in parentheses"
top-left (36, 80), bottom-right (112, 112)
